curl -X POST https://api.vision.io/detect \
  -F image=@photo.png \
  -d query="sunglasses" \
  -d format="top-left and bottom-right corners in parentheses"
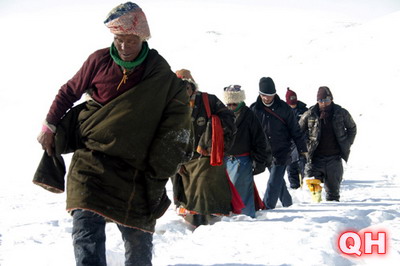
top-left (318, 98), bottom-right (332, 103)
top-left (224, 85), bottom-right (241, 91)
top-left (227, 103), bottom-right (238, 107)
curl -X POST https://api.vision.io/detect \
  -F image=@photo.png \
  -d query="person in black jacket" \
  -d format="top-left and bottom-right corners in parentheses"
top-left (223, 85), bottom-right (272, 218)
top-left (285, 88), bottom-right (308, 189)
top-left (299, 86), bottom-right (357, 201)
top-left (250, 77), bottom-right (307, 209)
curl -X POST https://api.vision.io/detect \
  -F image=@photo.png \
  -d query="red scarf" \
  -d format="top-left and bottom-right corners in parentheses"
top-left (202, 93), bottom-right (224, 166)
top-left (210, 115), bottom-right (224, 166)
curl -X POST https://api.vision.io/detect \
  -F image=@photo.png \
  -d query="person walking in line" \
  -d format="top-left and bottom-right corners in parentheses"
top-left (299, 86), bottom-right (357, 202)
top-left (285, 88), bottom-right (308, 189)
top-left (223, 85), bottom-right (272, 218)
top-left (250, 77), bottom-right (307, 209)
top-left (35, 3), bottom-right (192, 265)
top-left (173, 69), bottom-right (238, 228)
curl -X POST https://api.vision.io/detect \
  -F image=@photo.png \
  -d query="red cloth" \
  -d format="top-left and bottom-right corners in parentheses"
top-left (254, 182), bottom-right (266, 210)
top-left (201, 92), bottom-right (225, 166)
top-left (226, 171), bottom-right (245, 214)
top-left (210, 115), bottom-right (224, 166)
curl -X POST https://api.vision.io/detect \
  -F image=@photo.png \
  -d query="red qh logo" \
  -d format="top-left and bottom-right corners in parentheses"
top-left (338, 230), bottom-right (388, 256)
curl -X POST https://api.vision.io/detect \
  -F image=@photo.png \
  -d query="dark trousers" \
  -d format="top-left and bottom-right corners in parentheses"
top-left (286, 159), bottom-right (305, 189)
top-left (72, 210), bottom-right (153, 266)
top-left (263, 165), bottom-right (293, 209)
top-left (305, 155), bottom-right (343, 201)
top-left (286, 147), bottom-right (306, 189)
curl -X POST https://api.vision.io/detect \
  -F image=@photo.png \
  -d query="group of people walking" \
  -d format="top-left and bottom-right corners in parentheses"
top-left (34, 2), bottom-right (357, 265)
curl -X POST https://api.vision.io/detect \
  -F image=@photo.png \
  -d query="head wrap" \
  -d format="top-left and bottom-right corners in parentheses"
top-left (175, 69), bottom-right (195, 82)
top-left (175, 69), bottom-right (198, 92)
top-left (104, 2), bottom-right (151, 40)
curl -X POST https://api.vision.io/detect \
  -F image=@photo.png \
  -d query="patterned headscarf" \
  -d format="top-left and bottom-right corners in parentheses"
top-left (104, 2), bottom-right (151, 40)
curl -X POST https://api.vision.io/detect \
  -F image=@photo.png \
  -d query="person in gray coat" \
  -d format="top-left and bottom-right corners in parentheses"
top-left (299, 86), bottom-right (357, 201)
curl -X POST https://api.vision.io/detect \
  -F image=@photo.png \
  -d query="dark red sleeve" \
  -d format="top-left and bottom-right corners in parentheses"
top-left (45, 50), bottom-right (102, 125)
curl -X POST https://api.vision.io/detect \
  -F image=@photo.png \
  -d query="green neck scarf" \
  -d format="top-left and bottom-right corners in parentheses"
top-left (233, 102), bottom-right (245, 112)
top-left (110, 41), bottom-right (149, 70)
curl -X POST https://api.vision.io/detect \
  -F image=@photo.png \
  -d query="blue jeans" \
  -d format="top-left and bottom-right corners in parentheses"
top-left (225, 156), bottom-right (255, 218)
top-left (72, 210), bottom-right (153, 266)
top-left (263, 165), bottom-right (293, 209)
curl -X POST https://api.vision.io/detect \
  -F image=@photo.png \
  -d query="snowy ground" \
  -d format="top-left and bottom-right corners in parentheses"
top-left (1, 0), bottom-right (400, 265)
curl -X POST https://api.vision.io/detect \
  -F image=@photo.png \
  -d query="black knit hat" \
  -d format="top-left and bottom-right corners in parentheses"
top-left (259, 77), bottom-right (276, 96)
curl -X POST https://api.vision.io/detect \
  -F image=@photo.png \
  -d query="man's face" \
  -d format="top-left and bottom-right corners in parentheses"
top-left (186, 82), bottom-right (196, 97)
top-left (260, 94), bottom-right (275, 105)
top-left (226, 103), bottom-right (238, 111)
top-left (113, 34), bottom-right (143, 62)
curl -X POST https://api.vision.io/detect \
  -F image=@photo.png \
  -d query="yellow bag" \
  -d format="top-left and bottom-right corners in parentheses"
top-left (305, 178), bottom-right (322, 203)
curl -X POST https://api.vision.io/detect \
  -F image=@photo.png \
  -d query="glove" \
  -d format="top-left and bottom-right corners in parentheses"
top-left (300, 152), bottom-right (308, 160)
top-left (252, 161), bottom-right (266, 176)
top-left (144, 176), bottom-right (171, 220)
top-left (196, 125), bottom-right (212, 156)
top-left (178, 165), bottom-right (188, 176)
top-left (37, 123), bottom-right (56, 156)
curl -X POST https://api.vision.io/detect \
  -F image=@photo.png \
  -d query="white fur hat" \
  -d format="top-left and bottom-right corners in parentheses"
top-left (223, 85), bottom-right (246, 104)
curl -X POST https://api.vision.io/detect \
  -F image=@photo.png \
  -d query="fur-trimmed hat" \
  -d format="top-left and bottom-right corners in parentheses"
top-left (223, 85), bottom-right (246, 104)
top-left (104, 2), bottom-right (151, 40)
top-left (317, 86), bottom-right (333, 101)
top-left (286, 87), bottom-right (298, 105)
top-left (259, 77), bottom-right (276, 96)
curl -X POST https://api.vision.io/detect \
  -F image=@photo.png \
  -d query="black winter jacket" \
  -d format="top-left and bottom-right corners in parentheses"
top-left (226, 105), bottom-right (272, 171)
top-left (292, 101), bottom-right (308, 121)
top-left (250, 95), bottom-right (307, 165)
top-left (299, 103), bottom-right (357, 162)
top-left (288, 100), bottom-right (309, 161)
